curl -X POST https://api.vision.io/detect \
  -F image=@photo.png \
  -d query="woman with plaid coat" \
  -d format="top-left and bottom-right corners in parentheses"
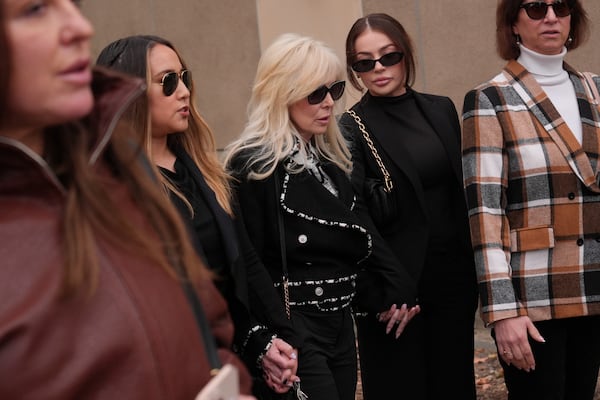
top-left (462, 1), bottom-right (600, 399)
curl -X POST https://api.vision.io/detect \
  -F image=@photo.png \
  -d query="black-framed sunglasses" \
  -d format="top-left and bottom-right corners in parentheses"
top-left (519, 1), bottom-right (571, 20)
top-left (351, 51), bottom-right (405, 73)
top-left (307, 80), bottom-right (345, 105)
top-left (159, 70), bottom-right (192, 96)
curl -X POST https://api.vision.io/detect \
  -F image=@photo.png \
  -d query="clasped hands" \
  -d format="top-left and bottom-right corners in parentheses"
top-left (261, 338), bottom-right (299, 393)
top-left (378, 303), bottom-right (420, 338)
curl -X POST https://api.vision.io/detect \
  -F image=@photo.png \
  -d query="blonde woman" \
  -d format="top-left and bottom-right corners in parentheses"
top-left (224, 33), bottom-right (419, 400)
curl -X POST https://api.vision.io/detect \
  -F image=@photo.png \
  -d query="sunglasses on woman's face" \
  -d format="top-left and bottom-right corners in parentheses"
top-left (160, 70), bottom-right (192, 96)
top-left (307, 80), bottom-right (346, 105)
top-left (351, 51), bottom-right (405, 73)
top-left (519, 1), bottom-right (571, 20)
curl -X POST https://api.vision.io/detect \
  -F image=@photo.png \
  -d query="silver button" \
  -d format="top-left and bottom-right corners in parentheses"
top-left (298, 234), bottom-right (308, 244)
top-left (315, 287), bottom-right (324, 296)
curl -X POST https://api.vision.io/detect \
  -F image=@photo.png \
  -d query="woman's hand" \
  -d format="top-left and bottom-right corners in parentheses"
top-left (494, 316), bottom-right (545, 371)
top-left (261, 338), bottom-right (299, 393)
top-left (378, 303), bottom-right (420, 338)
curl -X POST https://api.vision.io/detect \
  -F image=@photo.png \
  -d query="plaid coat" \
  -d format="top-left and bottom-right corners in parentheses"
top-left (462, 60), bottom-right (600, 326)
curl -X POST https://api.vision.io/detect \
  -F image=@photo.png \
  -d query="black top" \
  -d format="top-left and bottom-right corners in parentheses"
top-left (371, 91), bottom-right (456, 249)
top-left (160, 158), bottom-right (228, 280)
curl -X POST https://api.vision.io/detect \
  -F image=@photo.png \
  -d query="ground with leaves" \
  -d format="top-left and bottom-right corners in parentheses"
top-left (354, 321), bottom-right (600, 400)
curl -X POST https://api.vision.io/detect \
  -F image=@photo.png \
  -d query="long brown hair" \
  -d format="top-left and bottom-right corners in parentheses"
top-left (0, 6), bottom-right (207, 297)
top-left (96, 35), bottom-right (233, 216)
top-left (496, 0), bottom-right (590, 60)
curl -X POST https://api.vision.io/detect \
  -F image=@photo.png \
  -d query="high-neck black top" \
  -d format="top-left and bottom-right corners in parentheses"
top-left (371, 90), bottom-right (456, 250)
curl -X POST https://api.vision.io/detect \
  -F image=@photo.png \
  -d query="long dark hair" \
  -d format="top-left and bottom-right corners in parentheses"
top-left (345, 13), bottom-right (416, 92)
top-left (496, 0), bottom-right (590, 60)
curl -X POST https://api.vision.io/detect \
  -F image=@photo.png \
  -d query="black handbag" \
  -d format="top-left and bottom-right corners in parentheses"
top-left (345, 110), bottom-right (398, 227)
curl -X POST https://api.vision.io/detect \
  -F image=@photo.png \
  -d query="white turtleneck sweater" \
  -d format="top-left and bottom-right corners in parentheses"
top-left (517, 44), bottom-right (582, 143)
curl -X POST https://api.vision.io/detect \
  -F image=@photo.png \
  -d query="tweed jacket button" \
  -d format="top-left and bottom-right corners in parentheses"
top-left (315, 287), bottom-right (324, 296)
top-left (577, 238), bottom-right (584, 246)
top-left (568, 192), bottom-right (576, 200)
top-left (298, 234), bottom-right (308, 244)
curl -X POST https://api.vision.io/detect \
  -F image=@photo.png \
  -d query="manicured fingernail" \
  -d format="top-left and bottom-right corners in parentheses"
top-left (290, 352), bottom-right (297, 360)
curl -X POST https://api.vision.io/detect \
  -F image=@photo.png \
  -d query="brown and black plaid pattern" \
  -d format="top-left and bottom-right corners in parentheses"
top-left (462, 60), bottom-right (600, 325)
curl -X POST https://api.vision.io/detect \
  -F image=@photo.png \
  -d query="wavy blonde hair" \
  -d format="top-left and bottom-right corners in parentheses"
top-left (223, 33), bottom-right (351, 180)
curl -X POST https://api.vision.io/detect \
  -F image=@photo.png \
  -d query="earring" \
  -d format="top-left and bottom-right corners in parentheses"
top-left (515, 34), bottom-right (521, 45)
top-left (566, 36), bottom-right (573, 46)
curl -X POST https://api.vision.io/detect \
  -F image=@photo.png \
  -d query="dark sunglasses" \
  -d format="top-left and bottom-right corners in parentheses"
top-left (519, 1), bottom-right (571, 20)
top-left (351, 51), bottom-right (405, 73)
top-left (160, 70), bottom-right (192, 96)
top-left (307, 80), bottom-right (345, 105)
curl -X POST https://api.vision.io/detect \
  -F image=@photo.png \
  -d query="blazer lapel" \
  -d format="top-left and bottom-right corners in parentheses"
top-left (282, 167), bottom-right (360, 225)
top-left (413, 92), bottom-right (463, 186)
top-left (505, 61), bottom-right (600, 192)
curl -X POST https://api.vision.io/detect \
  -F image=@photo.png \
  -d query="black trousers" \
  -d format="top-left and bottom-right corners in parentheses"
top-left (356, 294), bottom-right (478, 399)
top-left (292, 306), bottom-right (357, 400)
top-left (496, 315), bottom-right (600, 400)
top-left (356, 253), bottom-right (478, 400)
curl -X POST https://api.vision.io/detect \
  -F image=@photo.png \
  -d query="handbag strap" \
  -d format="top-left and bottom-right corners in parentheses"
top-left (345, 109), bottom-right (393, 193)
top-left (179, 272), bottom-right (222, 375)
top-left (274, 168), bottom-right (291, 319)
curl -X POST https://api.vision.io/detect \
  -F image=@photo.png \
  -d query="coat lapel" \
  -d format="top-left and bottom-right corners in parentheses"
top-left (504, 60), bottom-right (600, 192)
top-left (281, 166), bottom-right (360, 225)
top-left (413, 92), bottom-right (463, 187)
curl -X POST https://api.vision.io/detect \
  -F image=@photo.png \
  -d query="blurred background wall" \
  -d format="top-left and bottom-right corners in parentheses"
top-left (82, 0), bottom-right (600, 149)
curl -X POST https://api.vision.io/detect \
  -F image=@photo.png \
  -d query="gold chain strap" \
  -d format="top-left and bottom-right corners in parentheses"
top-left (282, 276), bottom-right (291, 319)
top-left (346, 110), bottom-right (393, 192)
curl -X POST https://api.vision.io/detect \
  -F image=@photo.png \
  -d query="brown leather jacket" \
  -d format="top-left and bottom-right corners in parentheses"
top-left (0, 68), bottom-right (250, 399)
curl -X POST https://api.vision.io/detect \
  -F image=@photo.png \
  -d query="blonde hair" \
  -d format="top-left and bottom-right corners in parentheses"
top-left (223, 33), bottom-right (351, 180)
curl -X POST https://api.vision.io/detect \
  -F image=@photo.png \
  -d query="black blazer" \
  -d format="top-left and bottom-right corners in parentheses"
top-left (338, 90), bottom-right (475, 284)
top-left (229, 154), bottom-right (417, 315)
top-left (169, 145), bottom-right (301, 368)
